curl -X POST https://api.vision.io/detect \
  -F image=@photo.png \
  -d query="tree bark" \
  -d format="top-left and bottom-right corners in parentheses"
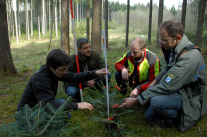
top-left (0, 0), bottom-right (17, 74)
top-left (61, 0), bottom-right (70, 55)
top-left (156, 0), bottom-right (164, 48)
top-left (148, 0), bottom-right (152, 45)
top-left (105, 0), bottom-right (108, 49)
top-left (195, 0), bottom-right (207, 46)
top-left (91, 0), bottom-right (102, 54)
top-left (125, 0), bottom-right (129, 48)
top-left (181, 0), bottom-right (187, 29)
top-left (86, 0), bottom-right (90, 40)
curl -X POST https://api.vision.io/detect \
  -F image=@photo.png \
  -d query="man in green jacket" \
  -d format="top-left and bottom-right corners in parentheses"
top-left (119, 20), bottom-right (206, 132)
top-left (64, 38), bottom-right (111, 101)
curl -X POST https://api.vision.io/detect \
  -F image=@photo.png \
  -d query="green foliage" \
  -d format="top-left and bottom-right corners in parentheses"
top-left (85, 87), bottom-right (134, 136)
top-left (0, 97), bottom-right (79, 137)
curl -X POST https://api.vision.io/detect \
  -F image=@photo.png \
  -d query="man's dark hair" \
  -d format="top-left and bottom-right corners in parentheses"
top-left (77, 38), bottom-right (90, 48)
top-left (159, 20), bottom-right (184, 38)
top-left (46, 49), bottom-right (70, 69)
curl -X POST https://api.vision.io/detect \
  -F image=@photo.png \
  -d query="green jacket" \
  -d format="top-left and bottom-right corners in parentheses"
top-left (137, 35), bottom-right (206, 132)
top-left (65, 49), bottom-right (106, 88)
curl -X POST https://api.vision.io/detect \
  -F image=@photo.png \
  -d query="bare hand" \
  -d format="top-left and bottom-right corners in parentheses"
top-left (130, 88), bottom-right (139, 97)
top-left (148, 80), bottom-right (158, 89)
top-left (87, 80), bottom-right (95, 88)
top-left (122, 68), bottom-right (129, 81)
top-left (95, 68), bottom-right (109, 76)
top-left (77, 102), bottom-right (94, 111)
top-left (118, 98), bottom-right (139, 108)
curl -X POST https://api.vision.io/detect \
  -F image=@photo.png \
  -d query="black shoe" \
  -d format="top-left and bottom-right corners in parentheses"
top-left (160, 123), bottom-right (173, 129)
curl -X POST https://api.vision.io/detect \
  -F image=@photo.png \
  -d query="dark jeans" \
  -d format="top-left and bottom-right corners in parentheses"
top-left (145, 92), bottom-right (182, 125)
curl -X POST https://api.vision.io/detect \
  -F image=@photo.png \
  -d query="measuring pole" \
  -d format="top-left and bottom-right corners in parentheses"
top-left (70, 0), bottom-right (83, 102)
top-left (102, 30), bottom-right (109, 117)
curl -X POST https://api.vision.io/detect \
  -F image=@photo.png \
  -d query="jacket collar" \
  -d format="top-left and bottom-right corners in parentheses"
top-left (174, 34), bottom-right (193, 55)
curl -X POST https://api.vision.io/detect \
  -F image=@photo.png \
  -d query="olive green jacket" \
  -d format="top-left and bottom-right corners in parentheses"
top-left (137, 35), bottom-right (207, 132)
top-left (65, 49), bottom-right (106, 88)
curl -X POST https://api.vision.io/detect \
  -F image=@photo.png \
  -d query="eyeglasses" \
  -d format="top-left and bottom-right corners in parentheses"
top-left (158, 38), bottom-right (170, 44)
top-left (56, 67), bottom-right (68, 73)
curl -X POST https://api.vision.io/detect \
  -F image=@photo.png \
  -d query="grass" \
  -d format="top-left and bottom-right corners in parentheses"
top-left (1, 22), bottom-right (207, 136)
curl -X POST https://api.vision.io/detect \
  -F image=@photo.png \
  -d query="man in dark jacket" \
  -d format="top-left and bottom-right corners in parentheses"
top-left (17, 49), bottom-right (108, 116)
top-left (118, 20), bottom-right (206, 132)
top-left (64, 38), bottom-right (111, 101)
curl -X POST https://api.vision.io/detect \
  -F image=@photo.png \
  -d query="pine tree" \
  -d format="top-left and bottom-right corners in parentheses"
top-left (85, 87), bottom-right (134, 136)
top-left (0, 97), bottom-right (79, 137)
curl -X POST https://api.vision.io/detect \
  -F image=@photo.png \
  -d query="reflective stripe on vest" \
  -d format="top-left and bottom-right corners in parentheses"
top-left (128, 57), bottom-right (160, 82)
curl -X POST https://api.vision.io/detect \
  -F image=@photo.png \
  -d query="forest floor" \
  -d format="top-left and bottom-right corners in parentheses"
top-left (1, 29), bottom-right (207, 136)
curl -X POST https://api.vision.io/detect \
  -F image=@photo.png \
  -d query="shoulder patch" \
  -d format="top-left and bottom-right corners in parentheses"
top-left (164, 72), bottom-right (176, 84)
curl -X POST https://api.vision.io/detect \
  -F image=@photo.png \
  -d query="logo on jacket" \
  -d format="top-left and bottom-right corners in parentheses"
top-left (164, 72), bottom-right (176, 84)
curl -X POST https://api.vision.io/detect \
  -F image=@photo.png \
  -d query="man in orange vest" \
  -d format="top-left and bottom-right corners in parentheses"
top-left (115, 38), bottom-right (160, 96)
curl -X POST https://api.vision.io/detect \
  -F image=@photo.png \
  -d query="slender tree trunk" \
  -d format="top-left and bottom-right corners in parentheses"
top-left (195, 0), bottom-right (207, 46)
top-left (91, 0), bottom-right (102, 53)
top-left (38, 16), bottom-right (41, 39)
top-left (80, 1), bottom-right (81, 22)
top-left (61, 0), bottom-right (70, 54)
top-left (156, 0), bottom-right (164, 48)
top-left (0, 0), bottom-right (17, 74)
top-left (55, 0), bottom-right (58, 37)
top-left (181, 0), bottom-right (187, 30)
top-left (42, 0), bottom-right (45, 36)
top-left (105, 0), bottom-right (108, 49)
top-left (125, 0), bottom-right (129, 48)
top-left (25, 0), bottom-right (28, 38)
top-left (76, 1), bottom-right (78, 27)
top-left (49, 0), bottom-right (51, 34)
top-left (148, 0), bottom-right (152, 45)
top-left (18, 0), bottom-right (21, 36)
top-left (31, 0), bottom-right (33, 36)
top-left (86, 0), bottom-right (90, 40)
top-left (13, 0), bottom-right (19, 44)
top-left (49, 0), bottom-right (56, 50)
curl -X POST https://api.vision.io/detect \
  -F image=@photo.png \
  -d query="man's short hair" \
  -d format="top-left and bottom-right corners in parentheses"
top-left (159, 20), bottom-right (184, 38)
top-left (46, 49), bottom-right (70, 69)
top-left (77, 38), bottom-right (90, 48)
top-left (131, 37), bottom-right (146, 50)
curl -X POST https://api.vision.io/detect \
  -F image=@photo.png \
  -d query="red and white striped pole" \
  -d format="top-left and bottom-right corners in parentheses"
top-left (70, 0), bottom-right (83, 102)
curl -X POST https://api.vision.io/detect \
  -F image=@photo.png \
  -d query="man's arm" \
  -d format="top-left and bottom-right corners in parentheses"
top-left (137, 50), bottom-right (201, 105)
top-left (115, 52), bottom-right (129, 72)
top-left (33, 76), bottom-right (78, 111)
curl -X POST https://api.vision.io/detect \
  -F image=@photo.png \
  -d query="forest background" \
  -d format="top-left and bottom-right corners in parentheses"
top-left (0, 0), bottom-right (207, 136)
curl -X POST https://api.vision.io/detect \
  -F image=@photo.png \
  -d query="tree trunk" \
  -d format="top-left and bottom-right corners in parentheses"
top-left (76, 1), bottom-right (78, 27)
top-left (0, 0), bottom-right (17, 74)
top-left (86, 0), bottom-right (90, 40)
top-left (195, 0), bottom-right (207, 46)
top-left (17, 0), bottom-right (21, 36)
top-left (156, 0), bottom-right (164, 48)
top-left (148, 0), bottom-right (152, 45)
top-left (105, 0), bottom-right (108, 49)
top-left (31, 0), bottom-right (33, 36)
top-left (181, 0), bottom-right (187, 29)
top-left (13, 0), bottom-right (19, 45)
top-left (91, 0), bottom-right (102, 54)
top-left (125, 0), bottom-right (129, 48)
top-left (55, 0), bottom-right (58, 37)
top-left (61, 0), bottom-right (70, 55)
